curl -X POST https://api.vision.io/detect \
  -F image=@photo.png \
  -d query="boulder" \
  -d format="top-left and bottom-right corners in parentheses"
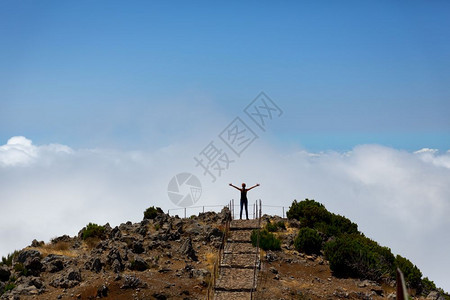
top-left (85, 257), bottom-right (102, 273)
top-left (97, 284), bottom-right (108, 298)
top-left (130, 256), bottom-right (148, 271)
top-left (120, 275), bottom-right (147, 289)
top-left (16, 249), bottom-right (41, 264)
top-left (179, 238), bottom-right (198, 261)
top-left (50, 268), bottom-right (82, 289)
top-left (0, 266), bottom-right (11, 282)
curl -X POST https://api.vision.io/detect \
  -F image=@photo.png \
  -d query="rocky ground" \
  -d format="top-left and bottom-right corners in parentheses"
top-left (0, 210), bottom-right (446, 300)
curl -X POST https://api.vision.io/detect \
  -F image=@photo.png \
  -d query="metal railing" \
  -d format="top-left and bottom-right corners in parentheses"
top-left (167, 205), bottom-right (226, 218)
top-left (251, 199), bottom-right (262, 299)
top-left (168, 202), bottom-right (289, 219)
top-left (206, 204), bottom-right (231, 300)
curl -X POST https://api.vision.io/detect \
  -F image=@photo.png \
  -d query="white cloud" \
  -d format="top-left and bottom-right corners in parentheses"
top-left (0, 137), bottom-right (449, 291)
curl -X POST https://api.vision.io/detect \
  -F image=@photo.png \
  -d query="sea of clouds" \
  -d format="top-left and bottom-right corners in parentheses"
top-left (1, 136), bottom-right (449, 291)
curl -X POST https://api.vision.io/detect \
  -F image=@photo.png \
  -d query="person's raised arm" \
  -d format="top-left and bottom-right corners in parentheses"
top-left (247, 183), bottom-right (260, 191)
top-left (229, 183), bottom-right (241, 190)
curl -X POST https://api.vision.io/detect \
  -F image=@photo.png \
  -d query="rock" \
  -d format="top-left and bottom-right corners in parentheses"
top-left (30, 239), bottom-right (44, 248)
top-left (50, 268), bottom-right (82, 288)
top-left (179, 238), bottom-right (198, 261)
top-left (97, 284), bottom-right (108, 298)
top-left (49, 260), bottom-right (64, 273)
top-left (358, 280), bottom-right (373, 288)
top-left (110, 226), bottom-right (122, 239)
top-left (120, 275), bottom-right (147, 289)
top-left (153, 292), bottom-right (167, 300)
top-left (427, 291), bottom-right (442, 300)
top-left (387, 292), bottom-right (396, 300)
top-left (131, 256), bottom-right (148, 271)
top-left (0, 266), bottom-right (11, 282)
top-left (13, 283), bottom-right (39, 295)
top-left (132, 241), bottom-right (145, 254)
top-left (23, 256), bottom-right (43, 276)
top-left (334, 288), bottom-right (349, 298)
top-left (192, 269), bottom-right (210, 281)
top-left (371, 288), bottom-right (383, 296)
top-left (206, 227), bottom-right (223, 242)
top-left (288, 219), bottom-right (300, 228)
top-left (16, 249), bottom-right (41, 264)
top-left (265, 251), bottom-right (278, 262)
top-left (42, 255), bottom-right (65, 273)
top-left (107, 248), bottom-right (123, 273)
top-left (269, 267), bottom-right (278, 274)
top-left (85, 257), bottom-right (102, 273)
top-left (51, 235), bottom-right (72, 244)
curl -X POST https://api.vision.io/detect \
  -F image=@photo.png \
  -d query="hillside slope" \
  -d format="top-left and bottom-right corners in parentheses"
top-left (0, 203), bottom-right (447, 300)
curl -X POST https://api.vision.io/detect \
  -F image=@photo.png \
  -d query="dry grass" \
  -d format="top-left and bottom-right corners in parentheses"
top-left (205, 252), bottom-right (216, 273)
top-left (30, 241), bottom-right (78, 258)
top-left (84, 237), bottom-right (101, 249)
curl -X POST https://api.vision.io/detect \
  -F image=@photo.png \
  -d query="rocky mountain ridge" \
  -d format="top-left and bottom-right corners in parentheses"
top-left (0, 207), bottom-right (447, 300)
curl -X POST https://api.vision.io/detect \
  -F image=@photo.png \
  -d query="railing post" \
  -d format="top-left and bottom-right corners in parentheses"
top-left (282, 206), bottom-right (285, 218)
top-left (184, 207), bottom-right (186, 219)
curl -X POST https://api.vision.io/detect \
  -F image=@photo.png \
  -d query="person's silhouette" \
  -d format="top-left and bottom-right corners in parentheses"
top-left (229, 183), bottom-right (260, 220)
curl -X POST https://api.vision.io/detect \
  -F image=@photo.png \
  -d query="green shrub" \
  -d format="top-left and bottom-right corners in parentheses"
top-left (396, 255), bottom-right (423, 292)
top-left (1, 250), bottom-right (19, 266)
top-left (294, 228), bottom-right (322, 255)
top-left (276, 221), bottom-right (286, 230)
top-left (421, 277), bottom-right (436, 295)
top-left (266, 222), bottom-right (278, 232)
top-left (143, 206), bottom-right (163, 219)
top-left (266, 221), bottom-right (286, 232)
top-left (287, 199), bottom-right (358, 238)
top-left (4, 283), bottom-right (16, 293)
top-left (13, 263), bottom-right (28, 276)
top-left (82, 223), bottom-right (106, 240)
top-left (251, 229), bottom-right (281, 251)
top-left (287, 199), bottom-right (327, 221)
top-left (324, 234), bottom-right (395, 281)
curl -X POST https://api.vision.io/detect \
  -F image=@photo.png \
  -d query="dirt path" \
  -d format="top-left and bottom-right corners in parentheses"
top-left (214, 219), bottom-right (260, 300)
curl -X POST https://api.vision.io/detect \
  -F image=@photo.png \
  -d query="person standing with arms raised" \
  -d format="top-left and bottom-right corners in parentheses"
top-left (229, 183), bottom-right (260, 220)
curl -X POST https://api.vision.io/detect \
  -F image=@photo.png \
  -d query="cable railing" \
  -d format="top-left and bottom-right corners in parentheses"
top-left (167, 201), bottom-right (289, 219)
top-left (227, 199), bottom-right (288, 219)
top-left (206, 203), bottom-right (231, 300)
top-left (250, 199), bottom-right (262, 299)
top-left (167, 205), bottom-right (226, 218)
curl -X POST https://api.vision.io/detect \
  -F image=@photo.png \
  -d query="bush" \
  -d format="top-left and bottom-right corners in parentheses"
top-left (1, 250), bottom-right (19, 266)
top-left (287, 199), bottom-right (326, 221)
top-left (82, 223), bottom-right (106, 240)
top-left (294, 228), bottom-right (322, 255)
top-left (287, 199), bottom-right (358, 237)
top-left (13, 263), bottom-right (28, 276)
top-left (266, 221), bottom-right (286, 232)
top-left (396, 255), bottom-right (423, 292)
top-left (276, 221), bottom-right (286, 230)
top-left (143, 206), bottom-right (163, 219)
top-left (421, 277), bottom-right (436, 295)
top-left (251, 229), bottom-right (281, 251)
top-left (324, 234), bottom-right (395, 281)
top-left (4, 283), bottom-right (16, 293)
top-left (266, 222), bottom-right (278, 232)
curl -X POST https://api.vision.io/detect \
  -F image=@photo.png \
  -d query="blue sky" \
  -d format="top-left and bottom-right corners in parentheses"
top-left (1, 0), bottom-right (450, 292)
top-left (1, 1), bottom-right (449, 151)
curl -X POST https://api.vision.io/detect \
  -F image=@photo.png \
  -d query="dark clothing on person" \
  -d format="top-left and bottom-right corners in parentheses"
top-left (241, 189), bottom-right (248, 201)
top-left (240, 189), bottom-right (249, 219)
